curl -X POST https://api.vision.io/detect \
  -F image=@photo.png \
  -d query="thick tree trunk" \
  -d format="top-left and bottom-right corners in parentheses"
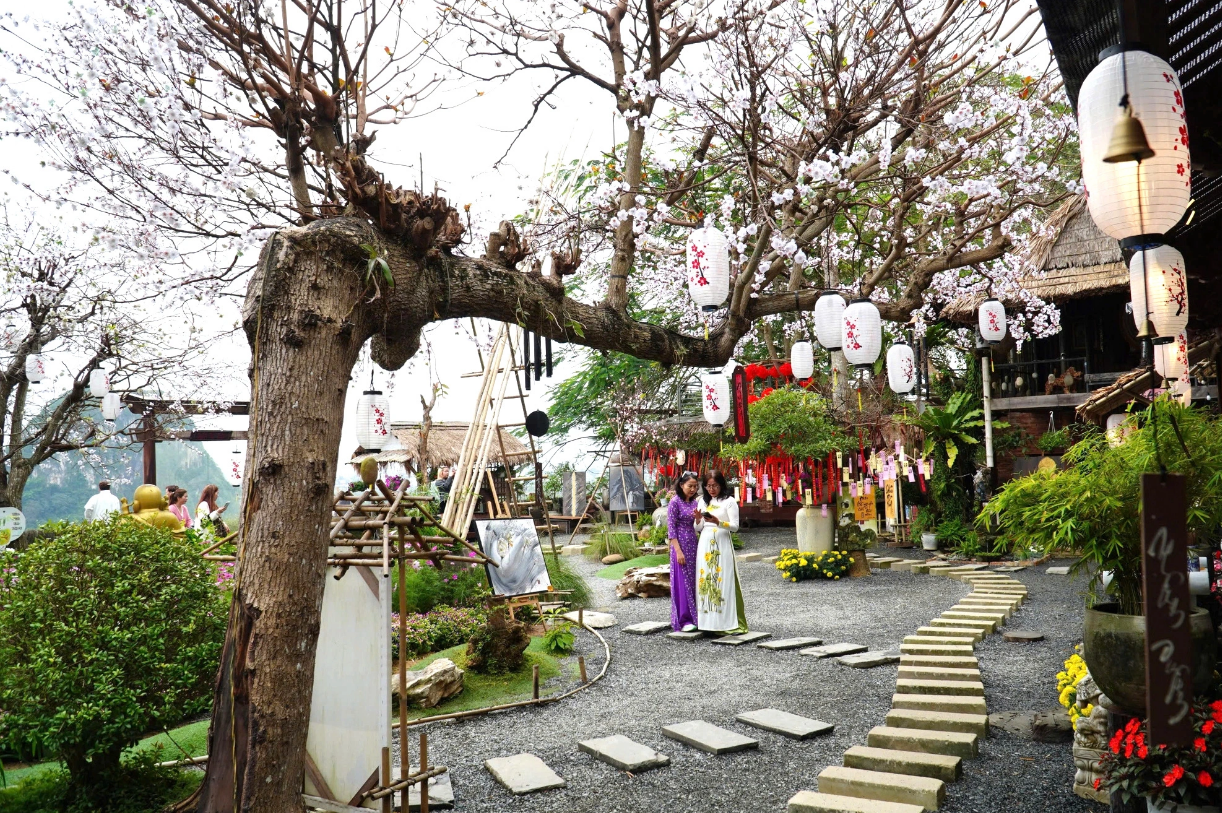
top-left (196, 225), bottom-right (376, 813)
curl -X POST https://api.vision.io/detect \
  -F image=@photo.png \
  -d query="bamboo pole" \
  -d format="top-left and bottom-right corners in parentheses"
top-left (380, 747), bottom-right (392, 813)
top-left (443, 328), bottom-right (504, 531)
top-left (419, 732), bottom-right (429, 813)
top-left (398, 539), bottom-right (408, 804)
top-left (330, 489), bottom-right (371, 539)
top-left (365, 765), bottom-right (447, 801)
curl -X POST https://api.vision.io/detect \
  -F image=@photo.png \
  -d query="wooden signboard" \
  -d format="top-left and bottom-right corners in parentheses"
top-left (1140, 473), bottom-right (1193, 746)
top-left (853, 491), bottom-right (877, 522)
top-left (884, 479), bottom-right (898, 521)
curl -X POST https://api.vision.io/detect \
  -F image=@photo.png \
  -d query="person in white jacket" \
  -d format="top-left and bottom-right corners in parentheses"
top-left (83, 481), bottom-right (122, 521)
top-left (195, 484), bottom-right (229, 541)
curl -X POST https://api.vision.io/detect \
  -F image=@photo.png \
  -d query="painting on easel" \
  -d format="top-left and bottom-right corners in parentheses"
top-left (476, 518), bottom-right (552, 597)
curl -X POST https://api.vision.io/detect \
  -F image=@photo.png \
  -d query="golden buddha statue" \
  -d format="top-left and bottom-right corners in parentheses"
top-left (121, 484), bottom-right (184, 531)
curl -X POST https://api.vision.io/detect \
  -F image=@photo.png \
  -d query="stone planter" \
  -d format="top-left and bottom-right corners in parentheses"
top-left (1146, 798), bottom-right (1221, 813)
top-left (921, 533), bottom-right (939, 551)
top-left (795, 507), bottom-right (834, 554)
top-left (1082, 602), bottom-right (1218, 716)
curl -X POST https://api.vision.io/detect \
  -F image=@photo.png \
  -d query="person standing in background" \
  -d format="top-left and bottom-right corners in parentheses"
top-left (195, 484), bottom-right (229, 541)
top-left (168, 488), bottom-right (193, 528)
top-left (83, 481), bottom-right (122, 521)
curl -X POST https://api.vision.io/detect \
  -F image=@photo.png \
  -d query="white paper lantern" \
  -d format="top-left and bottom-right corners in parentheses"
top-left (227, 445), bottom-right (245, 487)
top-left (100, 392), bottom-right (122, 421)
top-left (1078, 49), bottom-right (1190, 239)
top-left (1106, 413), bottom-right (1128, 447)
top-left (978, 299), bottom-right (1007, 344)
top-left (790, 341), bottom-right (814, 380)
top-left (1155, 332), bottom-right (1189, 381)
top-left (355, 389), bottom-right (391, 451)
top-left (700, 375), bottom-right (730, 427)
top-left (1129, 244), bottom-right (1188, 343)
top-left (886, 342), bottom-right (916, 394)
top-left (686, 226), bottom-right (730, 312)
top-left (841, 299), bottom-right (882, 369)
top-left (25, 354), bottom-right (45, 384)
top-left (88, 369), bottom-right (110, 398)
top-left (814, 291), bottom-right (847, 350)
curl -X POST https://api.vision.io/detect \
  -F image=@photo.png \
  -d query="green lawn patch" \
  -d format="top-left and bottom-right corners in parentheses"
top-left (595, 553), bottom-right (668, 580)
top-left (406, 637), bottom-right (575, 720)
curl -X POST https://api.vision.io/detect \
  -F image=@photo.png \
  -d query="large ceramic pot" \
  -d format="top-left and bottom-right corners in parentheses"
top-left (921, 533), bottom-right (939, 551)
top-left (1147, 798), bottom-right (1221, 813)
top-left (795, 507), bottom-right (834, 554)
top-left (1083, 602), bottom-right (1218, 716)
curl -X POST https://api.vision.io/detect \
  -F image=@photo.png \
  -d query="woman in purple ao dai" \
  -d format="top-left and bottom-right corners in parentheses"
top-left (667, 472), bottom-right (701, 632)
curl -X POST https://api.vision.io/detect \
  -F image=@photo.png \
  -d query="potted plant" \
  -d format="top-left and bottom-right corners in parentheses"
top-left (1098, 701), bottom-right (1222, 812)
top-left (984, 400), bottom-right (1222, 716)
top-left (911, 508), bottom-right (938, 550)
top-left (835, 523), bottom-right (876, 577)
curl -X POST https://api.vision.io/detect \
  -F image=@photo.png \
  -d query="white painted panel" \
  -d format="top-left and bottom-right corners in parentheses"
top-left (306, 563), bottom-right (391, 808)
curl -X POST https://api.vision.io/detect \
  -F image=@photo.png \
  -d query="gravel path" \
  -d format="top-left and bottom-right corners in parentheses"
top-left (403, 530), bottom-right (1099, 813)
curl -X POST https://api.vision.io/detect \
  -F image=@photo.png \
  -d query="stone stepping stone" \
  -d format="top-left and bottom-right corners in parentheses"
top-left (903, 634), bottom-right (974, 647)
top-left (887, 560), bottom-right (921, 572)
top-left (565, 610), bottom-right (617, 628)
top-left (711, 630), bottom-right (772, 646)
top-left (868, 725), bottom-right (978, 759)
top-left (870, 557), bottom-right (904, 569)
top-left (736, 708), bottom-right (834, 740)
top-left (406, 771), bottom-right (455, 810)
top-left (623, 621), bottom-right (670, 635)
top-left (577, 735), bottom-right (669, 772)
top-left (667, 630), bottom-right (704, 641)
top-left (937, 615), bottom-right (999, 633)
top-left (484, 753), bottom-right (566, 795)
top-left (560, 544), bottom-right (589, 556)
top-left (837, 650), bottom-right (900, 668)
top-left (758, 636), bottom-right (823, 650)
top-left (787, 791), bottom-right (924, 813)
top-left (899, 654), bottom-right (979, 669)
top-left (817, 765), bottom-right (945, 811)
top-left (763, 555), bottom-right (780, 564)
top-left (915, 625), bottom-right (983, 642)
top-left (737, 552), bottom-right (763, 562)
top-left (898, 665), bottom-right (981, 682)
top-left (899, 642), bottom-right (975, 656)
top-left (799, 642), bottom-right (868, 658)
top-left (1003, 630), bottom-right (1045, 642)
top-left (973, 584), bottom-right (1028, 594)
top-left (995, 566), bottom-right (1026, 572)
top-left (896, 678), bottom-right (984, 697)
top-left (893, 693), bottom-right (988, 715)
top-left (661, 720), bottom-right (759, 754)
top-left (886, 708), bottom-right (989, 736)
top-left (1046, 565), bottom-right (1071, 575)
top-left (843, 745), bottom-right (961, 782)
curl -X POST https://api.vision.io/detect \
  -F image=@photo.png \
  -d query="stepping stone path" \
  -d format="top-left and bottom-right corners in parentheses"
top-left (577, 735), bottom-right (670, 772)
top-left (870, 558), bottom-right (904, 569)
top-left (406, 772), bottom-right (455, 811)
top-left (623, 621), bottom-right (670, 635)
top-left (758, 636), bottom-right (823, 650)
top-left (564, 610), bottom-right (617, 628)
top-left (800, 642), bottom-right (868, 658)
top-left (737, 551), bottom-right (763, 562)
top-left (661, 720), bottom-right (759, 754)
top-left (837, 651), bottom-right (900, 669)
top-left (1003, 630), bottom-right (1045, 642)
top-left (736, 708), bottom-right (835, 740)
top-left (711, 630), bottom-right (772, 646)
top-left (667, 630), bottom-right (703, 641)
top-left (788, 573), bottom-right (1031, 811)
top-left (1046, 566), bottom-right (1071, 575)
top-left (484, 753), bottom-right (566, 795)
top-left (560, 544), bottom-right (589, 556)
top-left (995, 566), bottom-right (1026, 572)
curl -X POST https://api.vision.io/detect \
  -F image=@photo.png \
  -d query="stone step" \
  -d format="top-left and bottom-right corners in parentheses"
top-left (661, 720), bottom-right (759, 754)
top-left (623, 621), bottom-right (671, 635)
top-left (484, 753), bottom-right (566, 794)
top-left (736, 708), bottom-right (834, 740)
top-left (787, 791), bottom-right (923, 813)
top-left (957, 598), bottom-right (1018, 616)
top-left (961, 592), bottom-right (1022, 603)
top-left (914, 626), bottom-right (983, 643)
top-left (888, 560), bottom-right (920, 572)
top-left (1046, 566), bottom-right (1070, 575)
top-left (926, 567), bottom-right (958, 577)
top-left (843, 745), bottom-right (962, 782)
top-left (667, 630), bottom-right (704, 640)
top-left (899, 654), bottom-right (979, 669)
top-left (897, 665), bottom-right (982, 682)
top-left (895, 678), bottom-right (985, 697)
top-left (838, 651), bottom-right (901, 669)
top-left (758, 636), bottom-right (824, 650)
top-left (711, 630), bottom-right (772, 646)
top-left (943, 564), bottom-right (987, 573)
top-left (903, 635), bottom-right (975, 647)
top-left (899, 642), bottom-right (976, 657)
top-left (577, 735), bottom-right (669, 772)
top-left (959, 573), bottom-right (1018, 581)
top-left (909, 563), bottom-right (934, 574)
top-left (867, 725), bottom-right (978, 759)
top-left (886, 708), bottom-right (989, 737)
top-left (972, 584), bottom-right (1028, 595)
top-left (560, 544), bottom-right (589, 556)
top-left (945, 607), bottom-right (1007, 623)
top-left (870, 558), bottom-right (904, 569)
top-left (800, 643), bottom-right (869, 658)
top-left (817, 766), bottom-right (945, 811)
top-left (928, 617), bottom-right (995, 633)
top-left (892, 693), bottom-right (988, 715)
top-left (736, 551), bottom-right (763, 562)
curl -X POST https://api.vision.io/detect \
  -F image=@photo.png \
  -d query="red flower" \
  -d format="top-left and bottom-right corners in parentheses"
top-left (1199, 772), bottom-right (1214, 788)
top-left (1164, 765), bottom-right (1185, 787)
top-left (1210, 700), bottom-right (1222, 712)
top-left (1093, 778), bottom-right (1102, 790)
top-left (1203, 720), bottom-right (1216, 735)
top-left (1212, 708), bottom-right (1222, 724)
top-left (1109, 731), bottom-right (1123, 754)
top-left (1195, 737), bottom-right (1207, 752)
top-left (1126, 718), bottom-right (1141, 733)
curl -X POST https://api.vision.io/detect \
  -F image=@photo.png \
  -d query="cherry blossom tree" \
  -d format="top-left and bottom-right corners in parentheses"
top-left (1, 1), bottom-right (1079, 810)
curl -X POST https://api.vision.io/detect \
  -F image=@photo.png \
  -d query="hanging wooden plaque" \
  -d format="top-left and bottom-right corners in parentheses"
top-left (731, 365), bottom-right (751, 442)
top-left (1141, 472), bottom-right (1193, 746)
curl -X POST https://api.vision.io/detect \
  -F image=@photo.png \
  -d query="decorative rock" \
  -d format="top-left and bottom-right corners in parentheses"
top-left (817, 766), bottom-right (945, 811)
top-left (602, 553), bottom-right (626, 565)
top-left (615, 564), bottom-right (670, 599)
top-left (758, 636), bottom-right (823, 650)
top-left (564, 610), bottom-right (617, 628)
top-left (892, 693), bottom-right (988, 715)
top-left (484, 753), bottom-right (566, 795)
top-left (406, 771), bottom-right (455, 810)
top-left (1002, 630), bottom-right (1044, 642)
top-left (623, 620), bottom-right (670, 635)
top-left (867, 725), bottom-right (978, 759)
top-left (843, 745), bottom-right (961, 782)
top-left (667, 630), bottom-right (703, 640)
top-left (661, 720), bottom-right (759, 754)
top-left (711, 630), bottom-right (772, 646)
top-left (577, 735), bottom-right (670, 772)
top-left (737, 552), bottom-right (763, 562)
top-left (837, 650), bottom-right (901, 668)
top-left (988, 711), bottom-right (1036, 738)
top-left (736, 708), bottom-right (835, 740)
top-left (1046, 566), bottom-right (1071, 575)
top-left (393, 658), bottom-right (464, 709)
top-left (652, 506), bottom-right (668, 526)
top-left (787, 791), bottom-right (923, 813)
top-left (1033, 711), bottom-right (1074, 743)
top-left (885, 708), bottom-right (989, 736)
top-left (799, 642), bottom-right (868, 658)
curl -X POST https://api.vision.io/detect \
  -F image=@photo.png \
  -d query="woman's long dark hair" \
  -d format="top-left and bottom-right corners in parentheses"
top-left (702, 470), bottom-right (729, 504)
top-left (674, 472), bottom-right (699, 502)
top-left (200, 484), bottom-right (220, 512)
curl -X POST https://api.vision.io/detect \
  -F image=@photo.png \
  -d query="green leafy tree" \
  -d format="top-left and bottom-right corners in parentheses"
top-left (0, 518), bottom-right (226, 801)
top-left (722, 388), bottom-right (848, 463)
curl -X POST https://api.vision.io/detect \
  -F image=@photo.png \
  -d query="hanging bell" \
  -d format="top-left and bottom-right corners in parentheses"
top-left (1102, 108), bottom-right (1155, 164)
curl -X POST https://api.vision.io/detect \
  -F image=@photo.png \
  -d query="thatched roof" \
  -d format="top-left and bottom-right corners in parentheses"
top-left (1076, 335), bottom-right (1220, 422)
top-left (350, 421), bottom-right (533, 470)
top-left (942, 195), bottom-right (1127, 320)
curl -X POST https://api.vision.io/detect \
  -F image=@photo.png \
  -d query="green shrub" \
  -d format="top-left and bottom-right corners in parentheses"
top-left (541, 622), bottom-right (576, 655)
top-left (466, 611), bottom-right (530, 674)
top-left (543, 553), bottom-right (591, 609)
top-left (0, 518), bottom-right (226, 800)
top-left (935, 517), bottom-right (978, 555)
top-left (0, 752), bottom-right (200, 813)
top-left (392, 606), bottom-right (488, 657)
top-left (585, 527), bottom-right (641, 561)
top-left (1037, 428), bottom-right (1072, 454)
top-left (391, 561), bottom-right (490, 614)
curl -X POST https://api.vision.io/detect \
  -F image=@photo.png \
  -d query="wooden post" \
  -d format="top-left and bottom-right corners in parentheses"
top-left (531, 664), bottom-right (540, 699)
top-left (577, 608), bottom-right (584, 629)
top-left (398, 546), bottom-right (408, 788)
top-left (419, 732), bottom-right (429, 813)
top-left (381, 746), bottom-right (392, 813)
top-left (578, 655), bottom-right (588, 684)
top-left (141, 413), bottom-right (157, 485)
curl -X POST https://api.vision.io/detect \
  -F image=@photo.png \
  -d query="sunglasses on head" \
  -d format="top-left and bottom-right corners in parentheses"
top-left (682, 470), bottom-right (698, 477)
